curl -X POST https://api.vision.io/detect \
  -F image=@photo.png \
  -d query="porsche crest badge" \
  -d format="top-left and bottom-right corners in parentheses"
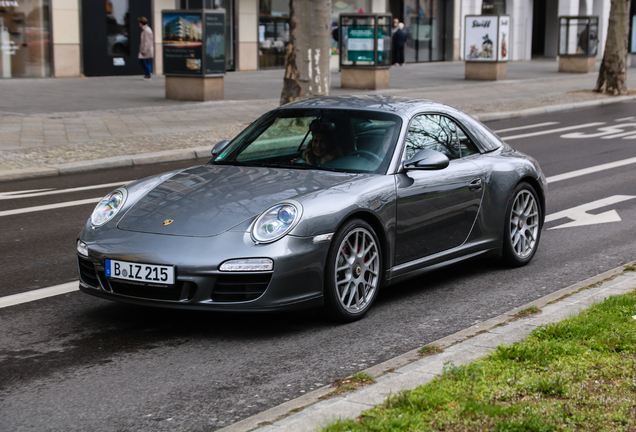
top-left (163, 219), bottom-right (174, 227)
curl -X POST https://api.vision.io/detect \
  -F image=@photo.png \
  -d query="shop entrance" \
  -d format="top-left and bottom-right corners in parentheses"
top-left (82, 0), bottom-right (153, 76)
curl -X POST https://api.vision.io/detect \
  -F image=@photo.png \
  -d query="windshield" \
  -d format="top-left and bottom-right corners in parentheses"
top-left (212, 109), bottom-right (403, 174)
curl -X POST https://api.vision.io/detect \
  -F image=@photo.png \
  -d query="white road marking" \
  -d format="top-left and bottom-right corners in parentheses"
top-left (560, 123), bottom-right (636, 140)
top-left (0, 197), bottom-right (101, 218)
top-left (546, 156), bottom-right (636, 183)
top-left (500, 122), bottom-right (605, 140)
top-left (545, 195), bottom-right (636, 230)
top-left (616, 116), bottom-right (636, 122)
top-left (0, 181), bottom-right (129, 200)
top-left (493, 122), bottom-right (559, 134)
top-left (0, 282), bottom-right (78, 309)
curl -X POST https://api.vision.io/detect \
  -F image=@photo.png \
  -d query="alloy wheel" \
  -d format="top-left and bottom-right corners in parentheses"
top-left (334, 227), bottom-right (380, 314)
top-left (509, 189), bottom-right (540, 259)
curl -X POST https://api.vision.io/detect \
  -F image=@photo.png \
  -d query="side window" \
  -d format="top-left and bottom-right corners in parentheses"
top-left (405, 114), bottom-right (461, 160)
top-left (456, 125), bottom-right (480, 157)
top-left (405, 114), bottom-right (480, 160)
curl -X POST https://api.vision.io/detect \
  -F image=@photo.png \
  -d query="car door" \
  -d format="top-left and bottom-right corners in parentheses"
top-left (395, 114), bottom-right (485, 265)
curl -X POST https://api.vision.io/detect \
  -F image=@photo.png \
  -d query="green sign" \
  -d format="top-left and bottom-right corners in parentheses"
top-left (347, 27), bottom-right (383, 62)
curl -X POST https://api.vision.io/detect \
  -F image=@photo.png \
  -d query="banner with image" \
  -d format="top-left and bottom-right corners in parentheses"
top-left (163, 12), bottom-right (203, 75)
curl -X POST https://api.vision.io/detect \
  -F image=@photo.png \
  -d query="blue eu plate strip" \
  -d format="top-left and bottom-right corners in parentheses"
top-left (105, 259), bottom-right (111, 277)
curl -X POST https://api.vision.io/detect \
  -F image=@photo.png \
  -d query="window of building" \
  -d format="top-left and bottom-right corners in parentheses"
top-left (106, 0), bottom-right (130, 56)
top-left (258, 0), bottom-right (289, 69)
top-left (481, 0), bottom-right (506, 15)
top-left (0, 0), bottom-right (51, 78)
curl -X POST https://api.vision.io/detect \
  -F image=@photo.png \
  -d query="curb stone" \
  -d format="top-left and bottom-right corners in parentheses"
top-left (218, 259), bottom-right (636, 432)
top-left (3, 96), bottom-right (636, 183)
top-left (0, 146), bottom-right (214, 182)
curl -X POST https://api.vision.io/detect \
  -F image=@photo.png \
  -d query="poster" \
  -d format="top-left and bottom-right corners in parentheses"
top-left (346, 27), bottom-right (383, 62)
top-left (464, 16), bottom-right (498, 61)
top-left (464, 15), bottom-right (510, 62)
top-left (204, 12), bottom-right (225, 74)
top-left (163, 12), bottom-right (203, 75)
top-left (632, 16), bottom-right (636, 54)
top-left (498, 16), bottom-right (510, 61)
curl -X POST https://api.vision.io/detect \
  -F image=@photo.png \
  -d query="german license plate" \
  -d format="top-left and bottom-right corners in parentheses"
top-left (105, 259), bottom-right (175, 285)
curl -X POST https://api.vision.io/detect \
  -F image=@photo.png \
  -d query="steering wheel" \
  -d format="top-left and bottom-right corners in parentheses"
top-left (349, 150), bottom-right (383, 164)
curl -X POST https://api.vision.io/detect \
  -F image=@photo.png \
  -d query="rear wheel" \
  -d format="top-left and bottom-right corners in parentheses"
top-left (324, 219), bottom-right (382, 322)
top-left (502, 182), bottom-right (542, 267)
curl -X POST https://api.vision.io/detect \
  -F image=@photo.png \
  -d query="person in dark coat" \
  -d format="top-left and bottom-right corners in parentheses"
top-left (392, 22), bottom-right (407, 66)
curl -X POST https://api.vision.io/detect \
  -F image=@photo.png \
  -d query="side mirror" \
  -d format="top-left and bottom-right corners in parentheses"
top-left (211, 140), bottom-right (231, 158)
top-left (403, 149), bottom-right (450, 170)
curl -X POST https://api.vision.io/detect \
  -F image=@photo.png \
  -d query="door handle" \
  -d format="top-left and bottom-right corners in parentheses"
top-left (469, 178), bottom-right (482, 191)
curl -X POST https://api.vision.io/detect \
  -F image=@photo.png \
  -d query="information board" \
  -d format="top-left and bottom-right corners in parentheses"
top-left (204, 12), bottom-right (225, 74)
top-left (346, 27), bottom-right (383, 62)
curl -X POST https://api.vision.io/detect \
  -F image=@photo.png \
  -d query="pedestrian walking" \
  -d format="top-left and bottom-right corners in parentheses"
top-left (392, 22), bottom-right (406, 66)
top-left (138, 16), bottom-right (154, 80)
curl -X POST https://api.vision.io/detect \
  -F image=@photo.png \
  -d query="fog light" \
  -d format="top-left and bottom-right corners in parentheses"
top-left (219, 258), bottom-right (273, 272)
top-left (77, 240), bottom-right (88, 257)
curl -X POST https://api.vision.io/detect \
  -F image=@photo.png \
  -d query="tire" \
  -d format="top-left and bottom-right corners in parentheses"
top-left (502, 182), bottom-right (542, 267)
top-left (324, 219), bottom-right (382, 322)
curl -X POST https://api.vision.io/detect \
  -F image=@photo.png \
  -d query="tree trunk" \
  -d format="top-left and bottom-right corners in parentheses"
top-left (280, 0), bottom-right (332, 105)
top-left (594, 0), bottom-right (631, 95)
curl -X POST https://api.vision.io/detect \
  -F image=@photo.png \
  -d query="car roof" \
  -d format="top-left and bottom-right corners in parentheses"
top-left (279, 95), bottom-right (462, 118)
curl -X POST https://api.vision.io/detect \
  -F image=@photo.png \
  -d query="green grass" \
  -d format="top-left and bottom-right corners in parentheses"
top-left (322, 372), bottom-right (376, 399)
top-left (323, 290), bottom-right (636, 432)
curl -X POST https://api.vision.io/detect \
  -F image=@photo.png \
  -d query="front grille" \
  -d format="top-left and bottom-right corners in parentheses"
top-left (78, 257), bottom-right (99, 288)
top-left (212, 273), bottom-right (272, 302)
top-left (106, 280), bottom-right (197, 301)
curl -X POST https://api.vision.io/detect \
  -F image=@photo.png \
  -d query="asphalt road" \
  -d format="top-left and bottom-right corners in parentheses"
top-left (1, 101), bottom-right (635, 431)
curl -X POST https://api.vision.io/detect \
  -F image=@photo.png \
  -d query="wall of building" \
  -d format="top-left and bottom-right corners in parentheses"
top-left (153, 0), bottom-right (178, 75)
top-left (238, 0), bottom-right (257, 71)
top-left (52, 0), bottom-right (81, 77)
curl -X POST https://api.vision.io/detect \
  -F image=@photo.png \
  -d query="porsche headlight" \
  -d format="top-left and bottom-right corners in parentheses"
top-left (90, 188), bottom-right (127, 227)
top-left (251, 203), bottom-right (301, 244)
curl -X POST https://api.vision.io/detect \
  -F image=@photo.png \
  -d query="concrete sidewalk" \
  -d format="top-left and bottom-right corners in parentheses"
top-left (220, 262), bottom-right (636, 432)
top-left (1, 59), bottom-right (635, 180)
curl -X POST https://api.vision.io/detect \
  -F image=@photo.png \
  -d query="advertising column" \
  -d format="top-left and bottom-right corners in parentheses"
top-left (163, 10), bottom-right (225, 101)
top-left (339, 13), bottom-right (392, 90)
top-left (464, 15), bottom-right (509, 80)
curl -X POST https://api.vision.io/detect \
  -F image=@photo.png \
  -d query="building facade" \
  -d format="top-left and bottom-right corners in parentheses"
top-left (0, 0), bottom-right (632, 78)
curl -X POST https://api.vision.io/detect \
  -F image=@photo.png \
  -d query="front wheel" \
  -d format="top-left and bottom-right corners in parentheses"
top-left (502, 182), bottom-right (542, 267)
top-left (324, 219), bottom-right (382, 322)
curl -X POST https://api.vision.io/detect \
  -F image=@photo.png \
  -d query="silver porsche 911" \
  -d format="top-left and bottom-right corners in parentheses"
top-left (77, 96), bottom-right (546, 322)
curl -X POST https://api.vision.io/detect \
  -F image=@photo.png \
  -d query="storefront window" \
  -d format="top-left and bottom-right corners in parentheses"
top-left (258, 0), bottom-right (288, 69)
top-left (0, 0), bottom-right (51, 78)
top-left (481, 0), bottom-right (505, 15)
top-left (402, 0), bottom-right (445, 63)
top-left (106, 0), bottom-right (129, 56)
top-left (331, 0), bottom-right (371, 58)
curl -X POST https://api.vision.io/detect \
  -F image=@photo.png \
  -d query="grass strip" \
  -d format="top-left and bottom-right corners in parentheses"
top-left (323, 289), bottom-right (636, 431)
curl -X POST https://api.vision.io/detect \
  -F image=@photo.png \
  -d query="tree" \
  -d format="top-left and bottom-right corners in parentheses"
top-left (280, 0), bottom-right (333, 105)
top-left (594, 0), bottom-right (632, 95)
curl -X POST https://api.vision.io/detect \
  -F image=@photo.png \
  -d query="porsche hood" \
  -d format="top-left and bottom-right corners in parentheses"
top-left (117, 165), bottom-right (358, 237)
